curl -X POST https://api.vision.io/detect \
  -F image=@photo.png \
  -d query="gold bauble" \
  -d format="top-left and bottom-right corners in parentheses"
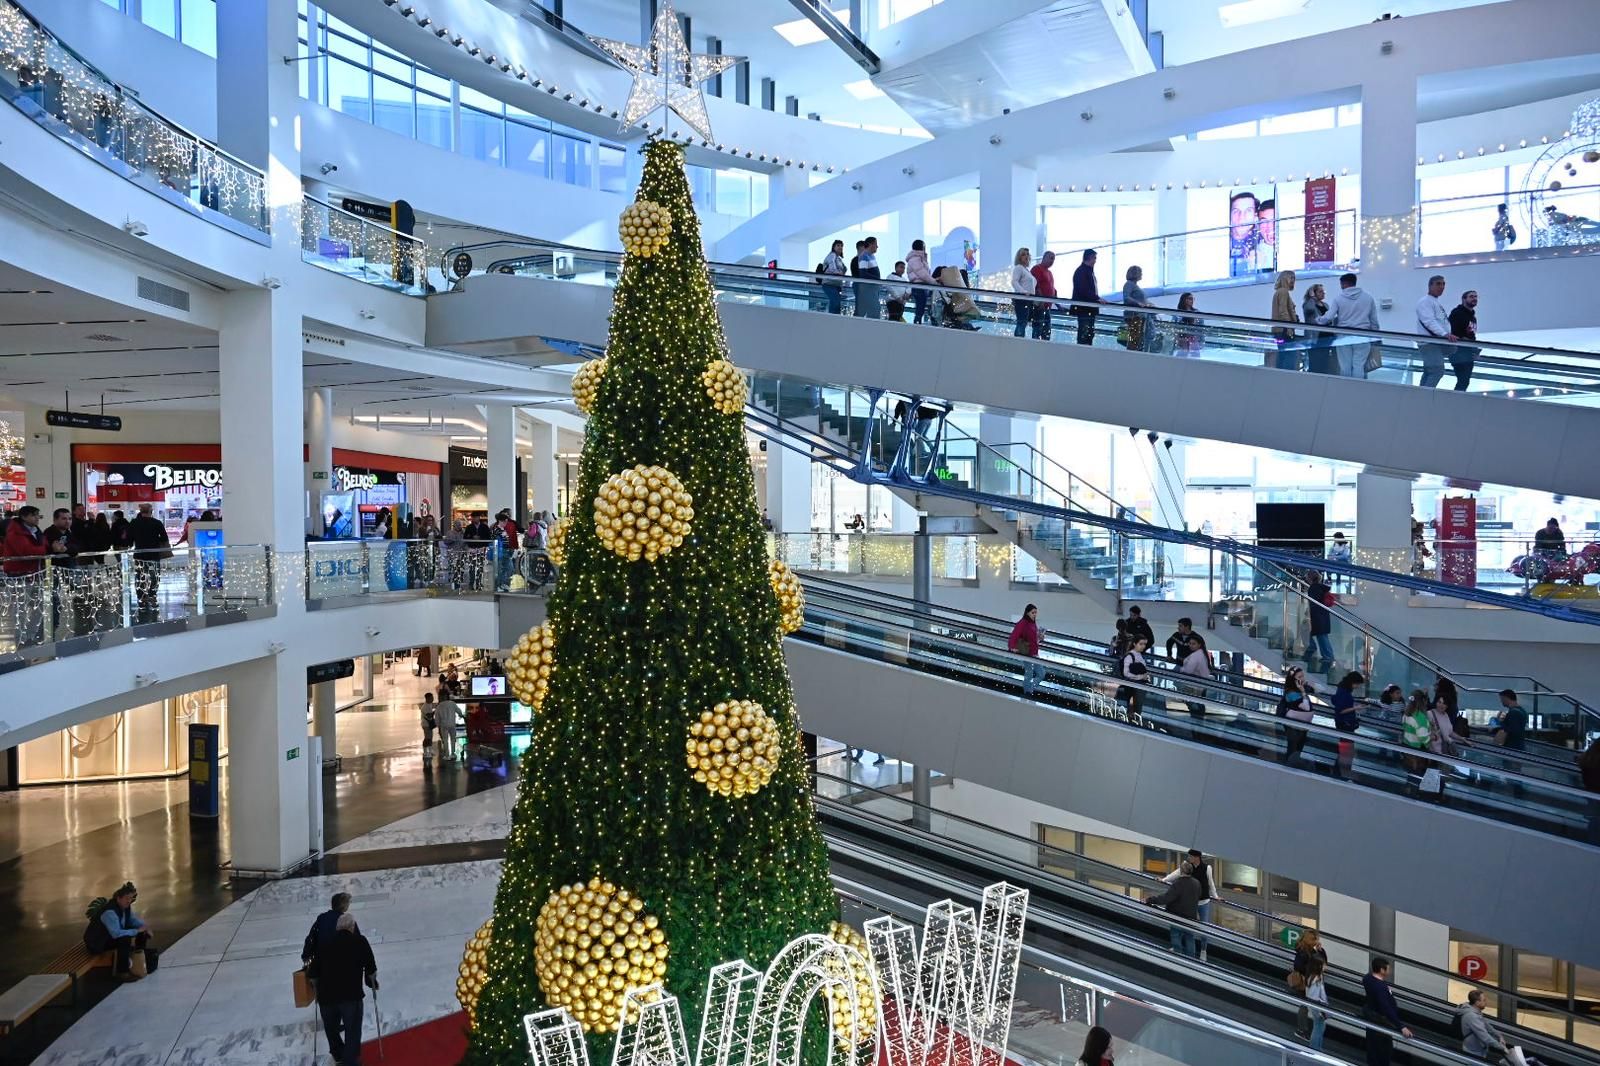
top-left (701, 359), bottom-right (747, 416)
top-left (769, 559), bottom-right (805, 635)
top-left (546, 516), bottom-right (571, 568)
top-left (535, 878), bottom-right (670, 1033)
top-left (594, 465), bottom-right (693, 563)
top-left (618, 200), bottom-right (672, 258)
top-left (456, 918), bottom-right (494, 1028)
top-left (824, 921), bottom-right (880, 1048)
top-left (686, 699), bottom-right (781, 798)
top-left (508, 623), bottom-right (556, 709)
top-left (572, 358), bottom-right (606, 415)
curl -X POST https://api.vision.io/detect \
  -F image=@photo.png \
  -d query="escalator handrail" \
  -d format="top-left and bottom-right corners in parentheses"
top-left (800, 597), bottom-right (1600, 805)
top-left (441, 235), bottom-right (1600, 370)
top-left (814, 768), bottom-right (1597, 1042)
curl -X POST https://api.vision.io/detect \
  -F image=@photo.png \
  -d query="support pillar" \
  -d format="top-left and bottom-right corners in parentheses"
top-left (310, 680), bottom-right (337, 762)
top-left (305, 387), bottom-right (332, 535)
top-left (228, 656), bottom-right (313, 877)
top-left (1356, 468), bottom-right (1416, 577)
top-left (762, 167), bottom-right (811, 271)
top-left (912, 765), bottom-right (932, 830)
top-left (486, 405), bottom-right (517, 522)
top-left (764, 442), bottom-right (811, 532)
top-left (979, 160), bottom-right (1038, 277)
top-left (1357, 65), bottom-right (1419, 309)
top-left (526, 417), bottom-right (559, 517)
top-left (912, 518), bottom-right (931, 611)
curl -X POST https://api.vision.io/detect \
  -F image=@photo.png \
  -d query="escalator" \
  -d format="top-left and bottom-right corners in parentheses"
top-left (777, 572), bottom-right (1600, 969)
top-left (817, 767), bottom-right (1600, 1065)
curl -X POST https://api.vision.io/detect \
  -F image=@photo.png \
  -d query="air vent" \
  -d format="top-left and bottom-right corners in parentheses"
top-left (136, 276), bottom-right (190, 311)
top-left (83, 333), bottom-right (126, 343)
top-left (104, 387), bottom-right (136, 394)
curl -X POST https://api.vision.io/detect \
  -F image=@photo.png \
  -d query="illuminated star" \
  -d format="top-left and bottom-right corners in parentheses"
top-left (588, 1), bottom-right (742, 143)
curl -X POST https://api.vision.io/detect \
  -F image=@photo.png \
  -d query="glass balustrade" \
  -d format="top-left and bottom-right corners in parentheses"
top-left (0, 0), bottom-right (268, 234)
top-left (300, 196), bottom-right (429, 295)
top-left (1417, 182), bottom-right (1600, 260)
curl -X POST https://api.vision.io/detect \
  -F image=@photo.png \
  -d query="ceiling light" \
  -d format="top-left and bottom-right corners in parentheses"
top-left (773, 9), bottom-right (850, 47)
top-left (843, 79), bottom-right (883, 100)
top-left (1217, 0), bottom-right (1311, 28)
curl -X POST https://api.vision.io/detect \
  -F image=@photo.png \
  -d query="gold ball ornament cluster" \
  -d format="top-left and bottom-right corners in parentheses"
top-left (546, 516), bottom-right (571, 567)
top-left (701, 359), bottom-right (747, 415)
top-left (534, 878), bottom-right (668, 1034)
top-left (572, 358), bottom-right (606, 415)
top-left (508, 623), bottom-right (556, 709)
top-left (769, 560), bottom-right (806, 635)
top-left (619, 200), bottom-right (672, 258)
top-left (686, 699), bottom-right (781, 798)
top-left (594, 465), bottom-right (693, 563)
top-left (456, 918), bottom-right (493, 1028)
top-left (824, 921), bottom-right (880, 1048)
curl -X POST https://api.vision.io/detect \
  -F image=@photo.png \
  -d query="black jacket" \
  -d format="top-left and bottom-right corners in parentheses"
top-left (1150, 874), bottom-right (1201, 921)
top-left (302, 908), bottom-right (348, 963)
top-left (312, 929), bottom-right (376, 1003)
top-left (1125, 615), bottom-right (1155, 649)
top-left (128, 514), bottom-right (172, 556)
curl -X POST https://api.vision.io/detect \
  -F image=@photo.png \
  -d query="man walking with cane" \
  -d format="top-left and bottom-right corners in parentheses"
top-left (311, 912), bottom-right (378, 1065)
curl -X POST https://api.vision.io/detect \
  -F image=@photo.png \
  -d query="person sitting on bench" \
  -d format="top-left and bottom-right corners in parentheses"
top-left (85, 883), bottom-right (154, 981)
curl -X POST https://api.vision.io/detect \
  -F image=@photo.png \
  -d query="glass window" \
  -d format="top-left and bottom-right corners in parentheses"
top-left (373, 51), bottom-right (412, 83)
top-left (1196, 119), bottom-right (1257, 141)
top-left (1336, 102), bottom-right (1362, 126)
top-left (325, 25), bottom-right (369, 63)
top-left (460, 86), bottom-right (503, 115)
top-left (416, 68), bottom-right (451, 97)
top-left (715, 170), bottom-right (751, 216)
top-left (507, 119), bottom-right (550, 177)
top-left (687, 165), bottom-right (716, 211)
top-left (371, 73), bottom-right (414, 138)
top-left (598, 144), bottom-right (627, 193)
top-left (878, 0), bottom-right (942, 27)
top-left (416, 90), bottom-right (451, 149)
top-left (326, 56), bottom-right (372, 123)
top-left (141, 0), bottom-right (177, 38)
top-left (752, 172), bottom-right (770, 214)
top-left (460, 106), bottom-right (504, 163)
top-left (180, 0), bottom-right (216, 56)
top-left (1419, 167), bottom-right (1508, 257)
top-left (552, 132), bottom-right (592, 185)
top-left (1261, 108), bottom-right (1334, 136)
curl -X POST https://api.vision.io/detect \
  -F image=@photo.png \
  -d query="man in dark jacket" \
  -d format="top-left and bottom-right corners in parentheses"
top-left (127, 504), bottom-right (172, 624)
top-left (1362, 957), bottom-right (1412, 1065)
top-left (1071, 249), bottom-right (1106, 344)
top-left (1123, 606), bottom-right (1155, 650)
top-left (312, 912), bottom-right (377, 1066)
top-left (302, 891), bottom-right (353, 966)
top-left (1146, 861), bottom-right (1202, 958)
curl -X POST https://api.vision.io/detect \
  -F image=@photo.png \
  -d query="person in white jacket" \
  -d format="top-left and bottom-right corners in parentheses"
top-left (1009, 248), bottom-right (1037, 337)
top-left (1161, 848), bottom-right (1223, 927)
top-left (1414, 274), bottom-right (1457, 388)
top-left (1316, 272), bottom-right (1383, 377)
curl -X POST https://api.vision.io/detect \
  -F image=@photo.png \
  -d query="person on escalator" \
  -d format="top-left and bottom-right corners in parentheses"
top-left (1279, 667), bottom-right (1316, 769)
top-left (1291, 929), bottom-right (1330, 1040)
top-left (1178, 634), bottom-right (1214, 723)
top-left (1305, 958), bottom-right (1331, 1051)
top-left (1162, 848), bottom-right (1219, 959)
top-left (1122, 605), bottom-right (1155, 649)
top-left (1164, 617), bottom-right (1194, 662)
top-left (1332, 671), bottom-right (1365, 780)
top-left (1116, 636), bottom-right (1150, 718)
top-left (1362, 957), bottom-right (1412, 1066)
top-left (1456, 989), bottom-right (1536, 1064)
top-left (1144, 860), bottom-right (1202, 959)
top-left (1075, 1026), bottom-right (1114, 1066)
top-left (1009, 604), bottom-right (1044, 697)
top-left (1304, 571), bottom-right (1336, 675)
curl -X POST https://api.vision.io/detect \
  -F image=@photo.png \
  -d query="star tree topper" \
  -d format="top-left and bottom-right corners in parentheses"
top-left (588, 1), bottom-right (742, 143)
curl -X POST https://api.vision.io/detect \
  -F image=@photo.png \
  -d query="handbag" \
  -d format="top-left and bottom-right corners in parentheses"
top-left (1364, 342), bottom-right (1385, 373)
top-left (293, 966), bottom-right (316, 1007)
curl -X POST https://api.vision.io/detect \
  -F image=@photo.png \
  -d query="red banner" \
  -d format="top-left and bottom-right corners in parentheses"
top-left (1437, 496), bottom-right (1477, 588)
top-left (1303, 177), bottom-right (1337, 266)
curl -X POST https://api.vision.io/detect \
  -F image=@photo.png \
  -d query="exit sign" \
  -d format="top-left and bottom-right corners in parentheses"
top-left (286, 747), bottom-right (300, 761)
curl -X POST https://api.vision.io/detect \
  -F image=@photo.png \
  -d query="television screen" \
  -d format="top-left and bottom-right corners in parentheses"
top-left (509, 701), bottom-right (533, 725)
top-left (470, 675), bottom-right (506, 697)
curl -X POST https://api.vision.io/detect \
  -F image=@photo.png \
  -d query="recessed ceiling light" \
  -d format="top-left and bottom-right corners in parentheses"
top-left (1218, 0), bottom-right (1311, 28)
top-left (843, 79), bottom-right (884, 100)
top-left (773, 9), bottom-right (850, 46)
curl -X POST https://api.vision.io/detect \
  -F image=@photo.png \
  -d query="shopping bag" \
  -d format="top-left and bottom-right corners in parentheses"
top-left (129, 948), bottom-right (148, 978)
top-left (293, 967), bottom-right (316, 1008)
top-left (1419, 766), bottom-right (1444, 794)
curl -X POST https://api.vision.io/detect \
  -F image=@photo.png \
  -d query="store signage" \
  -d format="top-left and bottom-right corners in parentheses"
top-left (307, 659), bottom-right (356, 685)
top-left (309, 544), bottom-right (368, 598)
top-left (144, 464), bottom-right (222, 491)
top-left (46, 409), bottom-right (121, 431)
top-left (286, 747), bottom-right (300, 761)
top-left (1458, 955), bottom-right (1488, 980)
top-left (449, 447), bottom-right (491, 481)
top-left (1277, 926), bottom-right (1302, 949)
top-left (459, 454), bottom-right (488, 470)
top-left (333, 466), bottom-right (381, 492)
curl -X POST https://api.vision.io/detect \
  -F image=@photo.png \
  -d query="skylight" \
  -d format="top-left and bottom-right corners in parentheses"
top-left (773, 9), bottom-right (852, 47)
top-left (1217, 0), bottom-right (1312, 29)
top-left (843, 78), bottom-right (885, 100)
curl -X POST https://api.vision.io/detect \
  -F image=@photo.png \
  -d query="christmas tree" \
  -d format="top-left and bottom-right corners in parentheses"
top-left (463, 140), bottom-right (839, 1065)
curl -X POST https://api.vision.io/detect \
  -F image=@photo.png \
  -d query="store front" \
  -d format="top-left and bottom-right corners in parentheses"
top-left (78, 444), bottom-right (223, 542)
top-left (17, 685), bottom-right (229, 785)
top-left (319, 449), bottom-right (441, 538)
top-left (444, 446), bottom-right (523, 525)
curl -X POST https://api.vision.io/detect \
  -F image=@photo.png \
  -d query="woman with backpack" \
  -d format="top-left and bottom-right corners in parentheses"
top-left (85, 882), bottom-right (156, 980)
top-left (1279, 665), bottom-right (1316, 768)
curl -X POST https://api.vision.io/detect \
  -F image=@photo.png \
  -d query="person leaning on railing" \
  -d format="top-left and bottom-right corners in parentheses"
top-left (3, 505), bottom-right (53, 647)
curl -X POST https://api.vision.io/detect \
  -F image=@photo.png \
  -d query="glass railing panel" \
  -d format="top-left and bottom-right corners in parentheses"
top-left (0, 0), bottom-right (268, 234)
top-left (300, 197), bottom-right (428, 295)
top-left (1417, 183), bottom-right (1600, 260)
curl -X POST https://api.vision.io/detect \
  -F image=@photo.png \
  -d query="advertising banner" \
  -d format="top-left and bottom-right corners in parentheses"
top-left (1304, 177), bottom-right (1337, 266)
top-left (1228, 184), bottom-right (1277, 277)
top-left (1437, 496), bottom-right (1477, 587)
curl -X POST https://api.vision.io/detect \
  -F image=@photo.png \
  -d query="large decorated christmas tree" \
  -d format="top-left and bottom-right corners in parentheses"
top-left (462, 140), bottom-right (840, 1065)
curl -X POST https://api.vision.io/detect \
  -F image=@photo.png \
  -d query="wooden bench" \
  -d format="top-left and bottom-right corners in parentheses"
top-left (43, 943), bottom-right (116, 1003)
top-left (0, 974), bottom-right (71, 1038)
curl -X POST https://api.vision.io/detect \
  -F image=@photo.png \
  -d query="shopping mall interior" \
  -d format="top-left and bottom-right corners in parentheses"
top-left (1, 0), bottom-right (1600, 1063)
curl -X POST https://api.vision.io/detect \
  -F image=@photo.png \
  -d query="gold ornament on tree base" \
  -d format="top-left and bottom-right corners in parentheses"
top-left (769, 559), bottom-right (805, 635)
top-left (824, 921), bottom-right (879, 1048)
top-left (508, 623), bottom-right (557, 709)
top-left (594, 465), bottom-right (693, 563)
top-left (573, 358), bottom-right (606, 415)
top-left (546, 516), bottom-right (571, 567)
top-left (457, 918), bottom-right (494, 1028)
top-left (701, 359), bottom-right (747, 415)
top-left (618, 201), bottom-right (672, 258)
top-left (686, 699), bottom-right (780, 798)
top-left (534, 878), bottom-right (669, 1034)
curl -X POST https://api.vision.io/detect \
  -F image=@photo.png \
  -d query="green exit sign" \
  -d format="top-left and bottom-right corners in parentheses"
top-left (286, 747), bottom-right (300, 761)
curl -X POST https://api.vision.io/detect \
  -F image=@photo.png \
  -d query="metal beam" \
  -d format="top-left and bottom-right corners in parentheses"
top-left (782, 0), bottom-right (881, 74)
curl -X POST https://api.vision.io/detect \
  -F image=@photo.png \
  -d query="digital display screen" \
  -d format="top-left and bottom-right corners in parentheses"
top-left (509, 701), bottom-right (533, 724)
top-left (470, 676), bottom-right (506, 697)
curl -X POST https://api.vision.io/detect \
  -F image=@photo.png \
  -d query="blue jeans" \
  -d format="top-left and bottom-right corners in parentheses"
top-left (1310, 1011), bottom-right (1327, 1050)
top-left (1419, 343), bottom-right (1449, 387)
top-left (1013, 300), bottom-right (1031, 336)
top-left (853, 281), bottom-right (880, 318)
top-left (824, 285), bottom-right (843, 314)
top-left (1309, 632), bottom-right (1334, 664)
top-left (319, 998), bottom-right (365, 1065)
top-left (1169, 926), bottom-right (1199, 958)
top-left (1022, 660), bottom-right (1045, 695)
top-left (912, 288), bottom-right (931, 323)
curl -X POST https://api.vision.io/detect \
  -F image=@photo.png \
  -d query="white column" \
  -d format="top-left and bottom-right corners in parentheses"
top-left (765, 442), bottom-right (812, 532)
top-left (1316, 889), bottom-right (1374, 975)
top-left (486, 405), bottom-right (517, 520)
top-left (304, 387), bottom-right (332, 535)
top-left (525, 416), bottom-right (559, 517)
top-left (1358, 66), bottom-right (1419, 309)
top-left (21, 405), bottom-right (69, 508)
top-left (310, 681), bottom-right (337, 762)
top-left (1355, 469), bottom-right (1415, 574)
top-left (1394, 912), bottom-right (1451, 1000)
top-left (763, 168), bottom-right (811, 270)
top-left (228, 656), bottom-right (312, 877)
top-left (979, 161), bottom-right (1038, 277)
